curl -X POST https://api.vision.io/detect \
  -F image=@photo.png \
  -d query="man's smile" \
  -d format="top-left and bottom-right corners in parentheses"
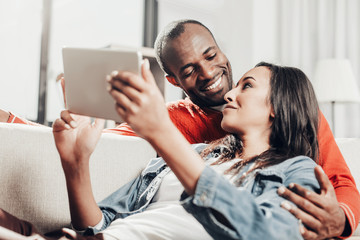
top-left (201, 73), bottom-right (225, 94)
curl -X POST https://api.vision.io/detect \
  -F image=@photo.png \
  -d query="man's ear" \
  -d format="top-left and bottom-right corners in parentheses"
top-left (166, 75), bottom-right (180, 87)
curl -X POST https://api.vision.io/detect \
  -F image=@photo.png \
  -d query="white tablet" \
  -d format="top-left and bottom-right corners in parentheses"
top-left (62, 47), bottom-right (142, 122)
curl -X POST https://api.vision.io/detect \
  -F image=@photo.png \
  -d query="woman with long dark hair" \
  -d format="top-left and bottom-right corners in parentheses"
top-left (52, 61), bottom-right (321, 239)
top-left (0, 61), bottom-right (321, 240)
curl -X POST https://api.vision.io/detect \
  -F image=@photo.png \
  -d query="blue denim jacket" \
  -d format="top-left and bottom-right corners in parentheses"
top-left (92, 144), bottom-right (319, 240)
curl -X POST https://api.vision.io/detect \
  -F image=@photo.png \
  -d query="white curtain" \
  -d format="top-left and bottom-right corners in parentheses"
top-left (275, 0), bottom-right (360, 137)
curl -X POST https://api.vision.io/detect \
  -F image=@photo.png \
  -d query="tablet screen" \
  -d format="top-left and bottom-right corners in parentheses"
top-left (62, 47), bottom-right (142, 122)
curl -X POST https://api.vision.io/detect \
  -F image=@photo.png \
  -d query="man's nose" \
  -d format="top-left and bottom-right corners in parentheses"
top-left (198, 62), bottom-right (216, 80)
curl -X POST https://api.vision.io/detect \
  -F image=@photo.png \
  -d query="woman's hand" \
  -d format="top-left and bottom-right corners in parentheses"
top-left (108, 59), bottom-right (205, 195)
top-left (52, 110), bottom-right (105, 173)
top-left (107, 59), bottom-right (172, 141)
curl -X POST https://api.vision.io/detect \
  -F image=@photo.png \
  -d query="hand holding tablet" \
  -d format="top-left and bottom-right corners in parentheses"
top-left (62, 47), bottom-right (142, 123)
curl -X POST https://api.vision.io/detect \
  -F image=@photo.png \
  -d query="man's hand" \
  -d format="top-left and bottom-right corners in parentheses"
top-left (277, 165), bottom-right (346, 240)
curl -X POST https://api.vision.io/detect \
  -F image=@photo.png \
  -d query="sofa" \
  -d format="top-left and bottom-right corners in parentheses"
top-left (0, 123), bottom-right (359, 239)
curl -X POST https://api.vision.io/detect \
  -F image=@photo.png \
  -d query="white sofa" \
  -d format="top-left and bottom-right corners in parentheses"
top-left (0, 123), bottom-right (359, 238)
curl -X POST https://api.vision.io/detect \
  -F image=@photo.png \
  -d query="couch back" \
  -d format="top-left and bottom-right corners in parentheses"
top-left (0, 123), bottom-right (156, 233)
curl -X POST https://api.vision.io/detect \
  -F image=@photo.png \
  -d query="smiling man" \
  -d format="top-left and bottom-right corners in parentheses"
top-left (160, 22), bottom-right (233, 108)
top-left (109, 19), bottom-right (359, 239)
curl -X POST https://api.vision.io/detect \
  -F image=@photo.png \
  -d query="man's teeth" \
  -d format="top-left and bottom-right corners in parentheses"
top-left (205, 77), bottom-right (222, 91)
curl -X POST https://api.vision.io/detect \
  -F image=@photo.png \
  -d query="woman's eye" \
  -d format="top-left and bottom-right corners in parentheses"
top-left (243, 83), bottom-right (252, 89)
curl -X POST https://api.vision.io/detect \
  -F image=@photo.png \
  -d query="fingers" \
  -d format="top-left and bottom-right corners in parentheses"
top-left (52, 118), bottom-right (71, 132)
top-left (141, 58), bottom-right (156, 84)
top-left (93, 118), bottom-right (105, 131)
top-left (108, 76), bottom-right (143, 104)
top-left (60, 110), bottom-right (78, 128)
top-left (109, 70), bottom-right (144, 92)
top-left (280, 199), bottom-right (322, 231)
top-left (282, 183), bottom-right (327, 209)
top-left (314, 165), bottom-right (333, 196)
top-left (300, 227), bottom-right (319, 240)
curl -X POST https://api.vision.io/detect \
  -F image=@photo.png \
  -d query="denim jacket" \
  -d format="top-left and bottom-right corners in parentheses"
top-left (91, 144), bottom-right (319, 240)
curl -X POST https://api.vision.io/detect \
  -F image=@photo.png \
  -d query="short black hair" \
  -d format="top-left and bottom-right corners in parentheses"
top-left (154, 19), bottom-right (216, 76)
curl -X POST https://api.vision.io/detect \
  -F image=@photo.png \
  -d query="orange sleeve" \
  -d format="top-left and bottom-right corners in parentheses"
top-left (102, 122), bottom-right (138, 137)
top-left (7, 112), bottom-right (40, 126)
top-left (318, 111), bottom-right (360, 237)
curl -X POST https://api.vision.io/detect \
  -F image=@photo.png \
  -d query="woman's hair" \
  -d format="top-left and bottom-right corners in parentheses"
top-left (201, 62), bottom-right (320, 184)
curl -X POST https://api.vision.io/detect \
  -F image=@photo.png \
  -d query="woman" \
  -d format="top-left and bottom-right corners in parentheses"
top-left (49, 60), bottom-right (320, 240)
top-left (0, 61), bottom-right (319, 240)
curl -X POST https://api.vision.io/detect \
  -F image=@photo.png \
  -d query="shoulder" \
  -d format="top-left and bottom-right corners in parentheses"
top-left (277, 156), bottom-right (319, 190)
top-left (191, 143), bottom-right (209, 153)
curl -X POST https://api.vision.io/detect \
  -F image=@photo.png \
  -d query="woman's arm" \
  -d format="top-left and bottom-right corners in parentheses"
top-left (107, 59), bottom-right (205, 195)
top-left (180, 156), bottom-right (319, 240)
top-left (52, 110), bottom-right (105, 230)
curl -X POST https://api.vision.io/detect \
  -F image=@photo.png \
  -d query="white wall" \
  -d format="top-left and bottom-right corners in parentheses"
top-left (46, 0), bottom-right (144, 122)
top-left (0, 0), bottom-right (42, 120)
top-left (1, 0), bottom-right (359, 137)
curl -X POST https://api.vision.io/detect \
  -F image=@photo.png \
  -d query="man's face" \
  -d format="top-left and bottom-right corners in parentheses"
top-left (163, 24), bottom-right (233, 108)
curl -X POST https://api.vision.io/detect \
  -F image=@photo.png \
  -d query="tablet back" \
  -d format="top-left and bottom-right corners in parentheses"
top-left (62, 47), bottom-right (142, 122)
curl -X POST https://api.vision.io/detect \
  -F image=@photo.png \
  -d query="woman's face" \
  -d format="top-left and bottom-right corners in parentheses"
top-left (221, 66), bottom-right (273, 135)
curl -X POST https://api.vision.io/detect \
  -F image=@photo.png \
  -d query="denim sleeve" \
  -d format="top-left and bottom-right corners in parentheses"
top-left (84, 175), bottom-right (142, 235)
top-left (180, 157), bottom-right (319, 240)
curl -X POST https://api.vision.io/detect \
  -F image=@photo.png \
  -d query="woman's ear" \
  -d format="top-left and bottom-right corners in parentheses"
top-left (270, 107), bottom-right (275, 119)
top-left (166, 75), bottom-right (180, 87)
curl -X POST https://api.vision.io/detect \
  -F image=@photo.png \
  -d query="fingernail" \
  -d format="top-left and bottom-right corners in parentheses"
top-left (316, 165), bottom-right (325, 173)
top-left (277, 186), bottom-right (286, 195)
top-left (289, 183), bottom-right (295, 189)
top-left (143, 58), bottom-right (150, 70)
top-left (299, 225), bottom-right (305, 234)
top-left (111, 71), bottom-right (118, 77)
top-left (64, 124), bottom-right (70, 130)
top-left (106, 75), bottom-right (111, 82)
top-left (106, 83), bottom-right (112, 92)
top-left (70, 121), bottom-right (77, 128)
top-left (281, 201), bottom-right (292, 210)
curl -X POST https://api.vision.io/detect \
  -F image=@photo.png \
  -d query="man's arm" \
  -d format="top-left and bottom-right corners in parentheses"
top-left (278, 112), bottom-right (360, 239)
top-left (278, 166), bottom-right (347, 239)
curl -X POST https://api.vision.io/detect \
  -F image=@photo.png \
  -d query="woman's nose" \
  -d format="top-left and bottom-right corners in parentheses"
top-left (224, 89), bottom-right (235, 103)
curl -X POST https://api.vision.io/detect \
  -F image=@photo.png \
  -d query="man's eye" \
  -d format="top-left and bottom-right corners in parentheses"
top-left (207, 53), bottom-right (216, 60)
top-left (183, 69), bottom-right (194, 78)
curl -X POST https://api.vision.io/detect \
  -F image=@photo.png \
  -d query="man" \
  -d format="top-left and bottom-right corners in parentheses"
top-left (1, 19), bottom-right (359, 239)
top-left (107, 19), bottom-right (360, 239)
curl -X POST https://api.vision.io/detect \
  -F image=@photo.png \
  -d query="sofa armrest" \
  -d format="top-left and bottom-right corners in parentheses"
top-left (0, 123), bottom-right (156, 234)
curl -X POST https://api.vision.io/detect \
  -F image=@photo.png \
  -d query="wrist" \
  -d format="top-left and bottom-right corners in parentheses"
top-left (61, 157), bottom-right (90, 177)
top-left (338, 206), bottom-right (351, 237)
top-left (144, 118), bottom-right (175, 143)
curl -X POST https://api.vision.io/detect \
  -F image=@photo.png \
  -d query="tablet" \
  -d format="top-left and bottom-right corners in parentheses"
top-left (62, 47), bottom-right (142, 122)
